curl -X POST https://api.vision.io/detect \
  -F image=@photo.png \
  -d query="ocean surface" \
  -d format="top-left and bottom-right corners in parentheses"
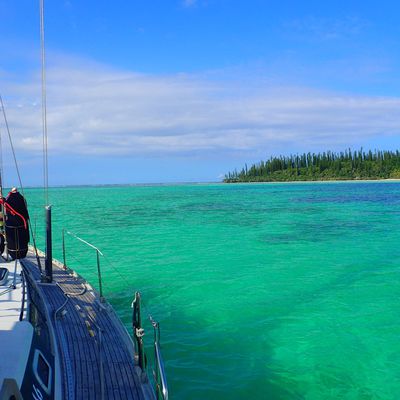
top-left (24, 181), bottom-right (400, 399)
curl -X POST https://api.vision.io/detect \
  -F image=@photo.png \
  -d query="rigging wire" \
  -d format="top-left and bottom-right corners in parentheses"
top-left (0, 95), bottom-right (24, 194)
top-left (39, 0), bottom-right (49, 206)
top-left (0, 94), bottom-right (43, 271)
top-left (100, 252), bottom-right (160, 323)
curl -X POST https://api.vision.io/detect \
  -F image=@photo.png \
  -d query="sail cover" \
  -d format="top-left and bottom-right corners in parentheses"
top-left (5, 190), bottom-right (30, 259)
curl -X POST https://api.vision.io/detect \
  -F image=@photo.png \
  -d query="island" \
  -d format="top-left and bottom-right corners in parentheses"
top-left (224, 149), bottom-right (400, 183)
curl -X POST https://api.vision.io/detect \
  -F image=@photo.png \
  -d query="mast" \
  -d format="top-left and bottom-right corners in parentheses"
top-left (40, 0), bottom-right (52, 283)
top-left (40, 0), bottom-right (49, 206)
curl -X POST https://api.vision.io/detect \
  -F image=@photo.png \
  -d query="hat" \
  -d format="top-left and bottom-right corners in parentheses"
top-left (11, 187), bottom-right (17, 193)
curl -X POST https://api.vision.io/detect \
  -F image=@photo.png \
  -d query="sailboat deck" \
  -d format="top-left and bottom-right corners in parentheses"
top-left (21, 252), bottom-right (151, 400)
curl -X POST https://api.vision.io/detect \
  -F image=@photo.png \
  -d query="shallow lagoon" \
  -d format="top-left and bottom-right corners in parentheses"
top-left (26, 181), bottom-right (400, 399)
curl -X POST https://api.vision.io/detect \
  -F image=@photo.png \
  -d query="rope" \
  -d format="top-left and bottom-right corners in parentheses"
top-left (0, 199), bottom-right (28, 229)
top-left (57, 279), bottom-right (87, 297)
top-left (39, 0), bottom-right (49, 206)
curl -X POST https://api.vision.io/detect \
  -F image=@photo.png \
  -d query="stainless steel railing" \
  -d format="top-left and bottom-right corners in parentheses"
top-left (132, 292), bottom-right (169, 400)
top-left (62, 229), bottom-right (105, 302)
top-left (150, 316), bottom-right (169, 400)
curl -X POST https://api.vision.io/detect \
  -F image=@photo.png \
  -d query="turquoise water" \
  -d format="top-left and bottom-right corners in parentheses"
top-left (24, 182), bottom-right (400, 399)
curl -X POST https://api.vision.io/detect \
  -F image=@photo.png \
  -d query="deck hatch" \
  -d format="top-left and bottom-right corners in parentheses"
top-left (0, 267), bottom-right (8, 285)
top-left (32, 349), bottom-right (52, 395)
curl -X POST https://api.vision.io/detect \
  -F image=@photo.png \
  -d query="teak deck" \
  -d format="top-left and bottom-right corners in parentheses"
top-left (21, 252), bottom-right (150, 400)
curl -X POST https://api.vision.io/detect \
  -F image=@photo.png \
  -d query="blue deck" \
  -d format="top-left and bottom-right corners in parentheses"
top-left (21, 253), bottom-right (152, 400)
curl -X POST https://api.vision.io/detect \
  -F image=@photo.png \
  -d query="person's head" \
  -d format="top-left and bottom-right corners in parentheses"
top-left (11, 187), bottom-right (17, 193)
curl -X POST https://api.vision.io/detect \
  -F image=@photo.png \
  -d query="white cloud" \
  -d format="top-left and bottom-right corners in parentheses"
top-left (1, 59), bottom-right (400, 160)
top-left (285, 15), bottom-right (368, 41)
top-left (182, 0), bottom-right (197, 8)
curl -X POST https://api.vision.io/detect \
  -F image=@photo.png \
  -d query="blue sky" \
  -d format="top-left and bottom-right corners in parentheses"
top-left (0, 0), bottom-right (400, 185)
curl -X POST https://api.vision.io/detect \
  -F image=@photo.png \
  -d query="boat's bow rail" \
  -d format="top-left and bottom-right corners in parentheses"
top-left (133, 292), bottom-right (169, 400)
top-left (59, 229), bottom-right (169, 400)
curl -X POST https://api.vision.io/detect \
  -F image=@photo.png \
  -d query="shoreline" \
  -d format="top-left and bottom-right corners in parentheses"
top-left (18, 178), bottom-right (400, 190)
top-left (223, 178), bottom-right (400, 185)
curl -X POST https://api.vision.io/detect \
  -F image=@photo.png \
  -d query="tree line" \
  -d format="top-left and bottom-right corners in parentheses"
top-left (224, 149), bottom-right (400, 182)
